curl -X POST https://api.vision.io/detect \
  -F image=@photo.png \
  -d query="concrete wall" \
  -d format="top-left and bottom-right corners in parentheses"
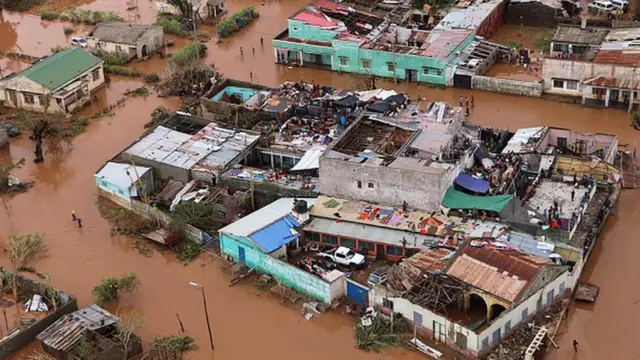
top-left (542, 58), bottom-right (640, 101)
top-left (287, 20), bottom-right (340, 42)
top-left (546, 128), bottom-right (618, 161)
top-left (220, 233), bottom-right (338, 303)
top-left (0, 269), bottom-right (78, 358)
top-left (319, 156), bottom-right (446, 211)
top-left (472, 75), bottom-right (543, 97)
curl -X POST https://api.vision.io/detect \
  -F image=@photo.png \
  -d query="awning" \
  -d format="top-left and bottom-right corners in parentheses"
top-left (291, 147), bottom-right (326, 171)
top-left (454, 173), bottom-right (490, 194)
top-left (441, 187), bottom-right (513, 213)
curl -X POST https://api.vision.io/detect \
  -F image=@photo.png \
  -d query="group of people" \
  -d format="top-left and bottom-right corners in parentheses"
top-left (458, 95), bottom-right (475, 117)
top-left (244, 37), bottom-right (265, 79)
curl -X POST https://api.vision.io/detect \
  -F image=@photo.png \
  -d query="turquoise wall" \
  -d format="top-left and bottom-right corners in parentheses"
top-left (94, 176), bottom-right (130, 201)
top-left (220, 233), bottom-right (332, 303)
top-left (287, 20), bottom-right (339, 43)
top-left (273, 23), bottom-right (477, 86)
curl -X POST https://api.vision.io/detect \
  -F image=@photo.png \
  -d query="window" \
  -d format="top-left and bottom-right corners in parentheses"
top-left (559, 281), bottom-right (566, 294)
top-left (340, 238), bottom-right (356, 249)
top-left (115, 45), bottom-right (123, 52)
top-left (368, 182), bottom-right (374, 189)
top-left (553, 79), bottom-right (564, 88)
top-left (557, 137), bottom-right (568, 149)
top-left (339, 56), bottom-right (348, 66)
top-left (481, 338), bottom-right (489, 350)
top-left (321, 234), bottom-right (338, 245)
top-left (357, 180), bottom-right (362, 188)
top-left (546, 289), bottom-right (555, 305)
top-left (521, 308), bottom-right (528, 322)
top-left (305, 231), bottom-right (320, 242)
top-left (552, 43), bottom-right (568, 52)
top-left (36, 95), bottom-right (44, 105)
top-left (566, 80), bottom-right (578, 90)
top-left (336, 252), bottom-right (346, 259)
top-left (23, 93), bottom-right (35, 105)
top-left (386, 246), bottom-right (403, 256)
top-left (536, 297), bottom-right (542, 312)
top-left (387, 62), bottom-right (395, 72)
top-left (423, 67), bottom-right (442, 76)
top-left (505, 320), bottom-right (511, 334)
top-left (359, 241), bottom-right (374, 253)
top-left (362, 59), bottom-right (371, 69)
top-left (382, 298), bottom-right (394, 310)
top-left (92, 68), bottom-right (101, 81)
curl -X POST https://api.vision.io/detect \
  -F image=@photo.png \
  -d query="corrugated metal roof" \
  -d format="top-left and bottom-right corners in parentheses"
top-left (291, 146), bottom-right (326, 171)
top-left (303, 217), bottom-right (442, 250)
top-left (593, 50), bottom-right (640, 67)
top-left (446, 244), bottom-right (549, 302)
top-left (583, 75), bottom-right (640, 89)
top-left (220, 198), bottom-right (317, 238)
top-left (434, 0), bottom-right (503, 31)
top-left (95, 162), bottom-right (151, 189)
top-left (408, 129), bottom-right (452, 155)
top-left (405, 248), bottom-right (454, 272)
top-left (421, 30), bottom-right (473, 59)
top-left (552, 26), bottom-right (609, 45)
top-left (37, 305), bottom-right (119, 351)
top-left (91, 22), bottom-right (158, 45)
top-left (501, 126), bottom-right (546, 154)
top-left (248, 215), bottom-right (301, 253)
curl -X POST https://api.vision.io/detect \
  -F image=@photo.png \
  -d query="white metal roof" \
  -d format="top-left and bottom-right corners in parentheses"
top-left (219, 198), bottom-right (317, 238)
top-left (290, 146), bottom-right (326, 171)
top-left (501, 126), bottom-right (547, 154)
top-left (95, 162), bottom-right (151, 189)
top-left (434, 0), bottom-right (503, 31)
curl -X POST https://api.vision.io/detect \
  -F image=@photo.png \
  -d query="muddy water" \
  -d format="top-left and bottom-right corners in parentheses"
top-left (1, 1), bottom-right (640, 359)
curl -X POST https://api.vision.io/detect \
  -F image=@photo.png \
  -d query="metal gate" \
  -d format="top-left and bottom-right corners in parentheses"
top-left (346, 279), bottom-right (369, 307)
top-left (453, 74), bottom-right (472, 89)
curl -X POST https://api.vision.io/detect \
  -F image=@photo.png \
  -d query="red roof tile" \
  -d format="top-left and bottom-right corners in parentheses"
top-left (293, 10), bottom-right (340, 27)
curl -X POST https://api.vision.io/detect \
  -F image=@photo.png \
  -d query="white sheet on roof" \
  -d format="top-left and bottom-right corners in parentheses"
top-left (291, 146), bottom-right (326, 171)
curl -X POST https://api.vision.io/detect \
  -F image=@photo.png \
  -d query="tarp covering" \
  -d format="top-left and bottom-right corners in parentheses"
top-left (333, 95), bottom-right (359, 108)
top-left (454, 173), bottom-right (490, 194)
top-left (367, 101), bottom-right (391, 113)
top-left (248, 215), bottom-right (301, 253)
top-left (442, 187), bottom-right (513, 213)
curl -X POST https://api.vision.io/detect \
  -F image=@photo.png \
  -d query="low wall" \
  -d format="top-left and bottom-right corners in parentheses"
top-left (0, 127), bottom-right (8, 149)
top-left (0, 269), bottom-right (78, 358)
top-left (472, 76), bottom-right (543, 97)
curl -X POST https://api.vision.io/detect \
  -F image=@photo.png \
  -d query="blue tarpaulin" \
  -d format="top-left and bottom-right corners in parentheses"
top-left (248, 215), bottom-right (301, 253)
top-left (454, 173), bottom-right (490, 194)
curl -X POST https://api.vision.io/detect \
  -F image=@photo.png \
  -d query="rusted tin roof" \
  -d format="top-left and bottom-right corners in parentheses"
top-left (446, 245), bottom-right (550, 302)
top-left (37, 305), bottom-right (119, 351)
top-left (593, 50), bottom-right (640, 67)
top-left (583, 75), bottom-right (640, 90)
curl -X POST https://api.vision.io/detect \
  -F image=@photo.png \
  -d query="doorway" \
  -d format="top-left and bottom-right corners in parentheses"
top-left (141, 45), bottom-right (148, 57)
top-left (406, 69), bottom-right (418, 82)
top-left (238, 246), bottom-right (246, 264)
top-left (376, 244), bottom-right (385, 260)
top-left (610, 89), bottom-right (619, 105)
top-left (433, 321), bottom-right (445, 342)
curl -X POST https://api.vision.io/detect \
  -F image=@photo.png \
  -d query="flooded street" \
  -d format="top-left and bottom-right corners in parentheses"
top-left (1, 0), bottom-right (640, 359)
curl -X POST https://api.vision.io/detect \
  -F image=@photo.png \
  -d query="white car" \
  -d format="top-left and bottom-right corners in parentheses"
top-left (70, 37), bottom-right (88, 48)
top-left (588, 0), bottom-right (614, 13)
top-left (318, 246), bottom-right (366, 269)
top-left (610, 0), bottom-right (628, 11)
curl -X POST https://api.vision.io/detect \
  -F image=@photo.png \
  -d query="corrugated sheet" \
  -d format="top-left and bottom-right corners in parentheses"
top-left (421, 30), bottom-right (473, 59)
top-left (446, 245), bottom-right (549, 302)
top-left (593, 51), bottom-right (640, 67)
top-left (291, 146), bottom-right (326, 171)
top-left (501, 126), bottom-right (546, 154)
top-left (248, 215), bottom-right (301, 253)
top-left (552, 26), bottom-right (609, 45)
top-left (37, 305), bottom-right (119, 351)
top-left (303, 217), bottom-right (442, 250)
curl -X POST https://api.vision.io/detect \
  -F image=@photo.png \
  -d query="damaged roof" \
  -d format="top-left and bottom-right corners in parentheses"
top-left (90, 22), bottom-right (161, 45)
top-left (593, 50), bottom-right (640, 67)
top-left (552, 26), bottom-right (609, 45)
top-left (37, 305), bottom-right (119, 351)
top-left (446, 244), bottom-right (551, 302)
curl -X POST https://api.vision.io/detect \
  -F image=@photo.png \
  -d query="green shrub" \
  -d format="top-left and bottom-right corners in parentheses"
top-left (3, 0), bottom-right (45, 12)
top-left (92, 272), bottom-right (140, 304)
top-left (63, 27), bottom-right (74, 35)
top-left (171, 42), bottom-right (207, 65)
top-left (101, 55), bottom-right (128, 66)
top-left (144, 72), bottom-right (160, 83)
top-left (39, 8), bottom-right (123, 24)
top-left (124, 86), bottom-right (150, 97)
top-left (104, 65), bottom-right (142, 77)
top-left (155, 18), bottom-right (187, 36)
top-left (51, 46), bottom-right (69, 54)
top-left (216, 7), bottom-right (259, 38)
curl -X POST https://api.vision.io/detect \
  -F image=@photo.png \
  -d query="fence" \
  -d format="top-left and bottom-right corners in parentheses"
top-left (472, 76), bottom-right (543, 97)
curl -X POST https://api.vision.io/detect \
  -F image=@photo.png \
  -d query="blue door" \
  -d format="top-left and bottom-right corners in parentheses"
top-left (346, 279), bottom-right (369, 308)
top-left (238, 246), bottom-right (246, 264)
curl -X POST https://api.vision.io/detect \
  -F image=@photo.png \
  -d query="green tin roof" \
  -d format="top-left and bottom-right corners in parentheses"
top-left (19, 48), bottom-right (102, 91)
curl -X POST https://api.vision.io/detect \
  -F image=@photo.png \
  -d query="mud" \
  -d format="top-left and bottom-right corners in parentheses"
top-left (0, 1), bottom-right (639, 360)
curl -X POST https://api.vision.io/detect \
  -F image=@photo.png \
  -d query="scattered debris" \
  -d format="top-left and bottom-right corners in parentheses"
top-left (575, 282), bottom-right (600, 303)
top-left (355, 309), bottom-right (409, 352)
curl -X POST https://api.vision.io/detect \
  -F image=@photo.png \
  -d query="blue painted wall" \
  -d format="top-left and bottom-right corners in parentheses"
top-left (94, 176), bottom-right (130, 202)
top-left (220, 233), bottom-right (332, 303)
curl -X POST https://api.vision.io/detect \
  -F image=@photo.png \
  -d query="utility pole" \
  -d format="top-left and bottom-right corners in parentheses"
top-left (189, 282), bottom-right (214, 350)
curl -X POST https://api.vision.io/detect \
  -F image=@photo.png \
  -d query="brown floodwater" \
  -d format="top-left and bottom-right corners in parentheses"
top-left (1, 1), bottom-right (640, 359)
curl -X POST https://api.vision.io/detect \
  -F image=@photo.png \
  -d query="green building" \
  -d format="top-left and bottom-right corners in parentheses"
top-left (272, 0), bottom-right (475, 86)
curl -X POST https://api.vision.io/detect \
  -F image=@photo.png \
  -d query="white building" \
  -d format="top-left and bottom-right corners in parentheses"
top-left (156, 0), bottom-right (227, 20)
top-left (87, 22), bottom-right (164, 61)
top-left (0, 48), bottom-right (104, 114)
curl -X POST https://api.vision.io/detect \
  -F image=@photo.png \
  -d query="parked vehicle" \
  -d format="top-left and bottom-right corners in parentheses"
top-left (367, 266), bottom-right (389, 287)
top-left (70, 37), bottom-right (88, 48)
top-left (318, 246), bottom-right (366, 269)
top-left (588, 0), bottom-right (614, 13)
top-left (610, 0), bottom-right (628, 11)
top-left (5, 123), bottom-right (20, 137)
